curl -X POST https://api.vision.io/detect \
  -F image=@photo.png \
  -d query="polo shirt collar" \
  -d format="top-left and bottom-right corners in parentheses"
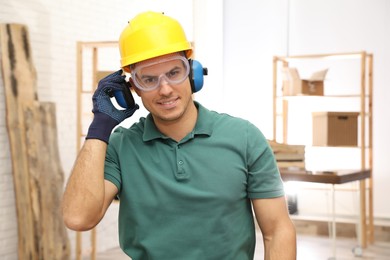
top-left (142, 101), bottom-right (213, 142)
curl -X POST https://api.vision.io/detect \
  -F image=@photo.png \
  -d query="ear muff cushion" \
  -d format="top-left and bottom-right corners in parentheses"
top-left (113, 81), bottom-right (136, 109)
top-left (189, 59), bottom-right (206, 93)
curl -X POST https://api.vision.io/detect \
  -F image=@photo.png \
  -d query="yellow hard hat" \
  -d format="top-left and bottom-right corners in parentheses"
top-left (119, 11), bottom-right (193, 71)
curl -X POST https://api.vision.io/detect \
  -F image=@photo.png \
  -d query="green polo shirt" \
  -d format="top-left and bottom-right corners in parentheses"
top-left (104, 102), bottom-right (284, 260)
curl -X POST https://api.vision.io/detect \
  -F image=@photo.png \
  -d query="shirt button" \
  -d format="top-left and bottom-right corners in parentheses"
top-left (178, 160), bottom-right (184, 165)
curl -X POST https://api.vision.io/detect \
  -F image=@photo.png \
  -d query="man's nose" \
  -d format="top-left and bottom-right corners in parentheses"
top-left (159, 75), bottom-right (169, 86)
top-left (158, 76), bottom-right (173, 93)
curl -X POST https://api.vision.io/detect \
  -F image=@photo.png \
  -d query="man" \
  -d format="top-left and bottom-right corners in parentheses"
top-left (62, 11), bottom-right (296, 260)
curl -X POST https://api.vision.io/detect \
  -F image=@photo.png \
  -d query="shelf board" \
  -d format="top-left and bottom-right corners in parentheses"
top-left (276, 94), bottom-right (370, 99)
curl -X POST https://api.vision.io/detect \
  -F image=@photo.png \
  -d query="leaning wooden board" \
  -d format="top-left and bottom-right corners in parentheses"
top-left (0, 23), bottom-right (38, 260)
top-left (0, 23), bottom-right (70, 259)
top-left (23, 101), bottom-right (70, 259)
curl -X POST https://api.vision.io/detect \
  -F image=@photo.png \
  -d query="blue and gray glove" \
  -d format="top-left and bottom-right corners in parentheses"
top-left (86, 70), bottom-right (139, 143)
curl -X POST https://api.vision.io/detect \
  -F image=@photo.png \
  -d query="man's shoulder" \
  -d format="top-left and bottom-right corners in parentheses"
top-left (110, 117), bottom-right (147, 141)
top-left (208, 108), bottom-right (252, 128)
top-left (198, 102), bottom-right (249, 125)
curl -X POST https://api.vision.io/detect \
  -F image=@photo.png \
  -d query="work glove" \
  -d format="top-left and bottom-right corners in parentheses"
top-left (86, 70), bottom-right (139, 143)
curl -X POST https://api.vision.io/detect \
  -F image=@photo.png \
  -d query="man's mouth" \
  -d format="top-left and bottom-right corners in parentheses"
top-left (158, 98), bottom-right (178, 108)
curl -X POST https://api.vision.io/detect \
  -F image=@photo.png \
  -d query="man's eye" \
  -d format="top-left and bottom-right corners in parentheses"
top-left (142, 76), bottom-right (158, 84)
top-left (167, 68), bottom-right (181, 79)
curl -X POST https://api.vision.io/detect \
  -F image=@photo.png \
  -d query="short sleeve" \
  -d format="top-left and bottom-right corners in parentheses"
top-left (104, 132), bottom-right (122, 193)
top-left (246, 123), bottom-right (285, 199)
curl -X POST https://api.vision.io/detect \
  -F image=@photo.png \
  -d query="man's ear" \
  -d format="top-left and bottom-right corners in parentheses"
top-left (122, 66), bottom-right (131, 73)
top-left (129, 77), bottom-right (141, 97)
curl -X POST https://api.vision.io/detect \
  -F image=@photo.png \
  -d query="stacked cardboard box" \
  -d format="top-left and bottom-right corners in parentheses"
top-left (268, 140), bottom-right (305, 169)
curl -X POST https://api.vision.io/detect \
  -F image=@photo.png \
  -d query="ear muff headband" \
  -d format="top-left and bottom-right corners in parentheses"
top-left (189, 59), bottom-right (208, 93)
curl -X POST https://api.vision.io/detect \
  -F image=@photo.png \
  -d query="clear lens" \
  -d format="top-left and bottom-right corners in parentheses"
top-left (131, 56), bottom-right (190, 91)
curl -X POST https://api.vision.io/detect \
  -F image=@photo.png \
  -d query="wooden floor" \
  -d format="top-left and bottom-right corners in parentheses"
top-left (89, 233), bottom-right (390, 260)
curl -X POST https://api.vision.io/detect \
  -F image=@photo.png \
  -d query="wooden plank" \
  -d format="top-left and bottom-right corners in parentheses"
top-left (76, 42), bottom-right (83, 260)
top-left (22, 101), bottom-right (71, 259)
top-left (275, 51), bottom-right (364, 60)
top-left (367, 54), bottom-right (374, 244)
top-left (0, 23), bottom-right (38, 260)
top-left (78, 41), bottom-right (118, 48)
top-left (0, 24), bottom-right (70, 259)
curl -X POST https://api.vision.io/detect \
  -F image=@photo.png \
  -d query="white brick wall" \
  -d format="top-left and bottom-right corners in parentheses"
top-left (0, 0), bottom-right (193, 259)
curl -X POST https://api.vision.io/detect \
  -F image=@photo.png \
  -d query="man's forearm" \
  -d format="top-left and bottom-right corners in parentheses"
top-left (264, 223), bottom-right (297, 260)
top-left (62, 139), bottom-right (108, 231)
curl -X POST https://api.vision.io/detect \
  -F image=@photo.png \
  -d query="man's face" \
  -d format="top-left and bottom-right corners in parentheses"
top-left (132, 53), bottom-right (194, 124)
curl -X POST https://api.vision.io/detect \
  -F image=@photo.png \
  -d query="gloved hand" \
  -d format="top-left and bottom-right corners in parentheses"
top-left (86, 70), bottom-right (139, 143)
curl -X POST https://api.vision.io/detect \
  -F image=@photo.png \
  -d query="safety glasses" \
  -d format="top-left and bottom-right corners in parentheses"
top-left (131, 55), bottom-right (190, 91)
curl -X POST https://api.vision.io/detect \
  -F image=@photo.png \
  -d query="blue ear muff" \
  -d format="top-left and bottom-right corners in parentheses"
top-left (189, 59), bottom-right (208, 93)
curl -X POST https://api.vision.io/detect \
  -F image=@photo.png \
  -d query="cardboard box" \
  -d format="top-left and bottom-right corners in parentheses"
top-left (268, 140), bottom-right (305, 169)
top-left (312, 112), bottom-right (359, 146)
top-left (281, 68), bottom-right (328, 96)
top-left (268, 140), bottom-right (305, 161)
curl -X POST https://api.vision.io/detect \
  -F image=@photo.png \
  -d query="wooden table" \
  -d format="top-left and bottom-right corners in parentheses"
top-left (280, 169), bottom-right (371, 184)
top-left (279, 169), bottom-right (372, 258)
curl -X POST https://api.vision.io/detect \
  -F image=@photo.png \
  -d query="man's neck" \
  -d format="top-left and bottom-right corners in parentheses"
top-left (153, 101), bottom-right (198, 142)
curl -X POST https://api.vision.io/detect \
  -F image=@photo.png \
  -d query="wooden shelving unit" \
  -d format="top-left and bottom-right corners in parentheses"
top-left (76, 41), bottom-right (118, 260)
top-left (272, 52), bottom-right (374, 249)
